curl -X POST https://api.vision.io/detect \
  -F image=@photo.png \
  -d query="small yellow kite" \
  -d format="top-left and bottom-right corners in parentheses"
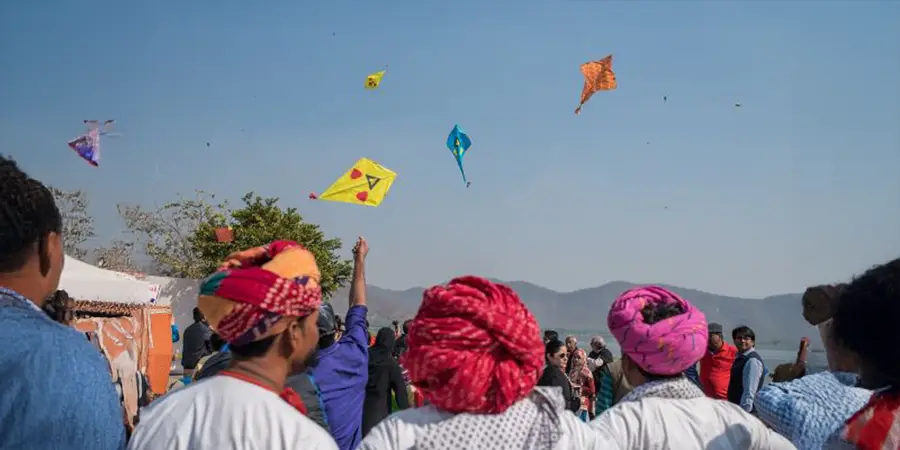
top-left (365, 70), bottom-right (386, 90)
top-left (575, 54), bottom-right (617, 115)
top-left (309, 158), bottom-right (397, 207)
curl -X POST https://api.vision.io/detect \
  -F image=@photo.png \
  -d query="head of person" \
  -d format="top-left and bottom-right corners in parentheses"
top-left (543, 329), bottom-right (559, 344)
top-left (0, 156), bottom-right (64, 306)
top-left (565, 335), bottom-right (577, 352)
top-left (197, 240), bottom-right (322, 376)
top-left (402, 276), bottom-right (543, 414)
top-left (590, 335), bottom-right (606, 352)
top-left (372, 327), bottom-right (396, 353)
top-left (43, 289), bottom-right (75, 326)
top-left (316, 302), bottom-right (339, 350)
top-left (707, 322), bottom-right (725, 352)
top-left (209, 333), bottom-right (226, 352)
top-left (192, 307), bottom-right (205, 323)
top-left (731, 325), bottom-right (756, 353)
top-left (832, 257), bottom-right (900, 389)
top-left (545, 339), bottom-right (568, 369)
top-left (607, 286), bottom-right (707, 388)
top-left (402, 319), bottom-right (412, 335)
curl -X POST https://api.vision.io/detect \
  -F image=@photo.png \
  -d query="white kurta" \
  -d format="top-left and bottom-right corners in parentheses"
top-left (590, 396), bottom-right (798, 450)
top-left (359, 387), bottom-right (607, 450)
top-left (128, 376), bottom-right (337, 450)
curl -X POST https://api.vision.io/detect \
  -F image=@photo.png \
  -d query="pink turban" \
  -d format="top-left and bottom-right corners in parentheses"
top-left (607, 286), bottom-right (708, 375)
top-left (401, 276), bottom-right (544, 414)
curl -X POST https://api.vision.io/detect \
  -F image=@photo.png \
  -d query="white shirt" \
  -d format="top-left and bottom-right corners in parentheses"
top-left (359, 387), bottom-right (607, 450)
top-left (128, 376), bottom-right (337, 450)
top-left (590, 396), bottom-right (797, 450)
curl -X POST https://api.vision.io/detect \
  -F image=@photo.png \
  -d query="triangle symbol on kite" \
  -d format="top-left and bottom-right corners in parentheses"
top-left (366, 174), bottom-right (381, 190)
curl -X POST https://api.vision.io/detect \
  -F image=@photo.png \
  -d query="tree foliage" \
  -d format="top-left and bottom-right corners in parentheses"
top-left (50, 187), bottom-right (95, 260)
top-left (118, 191), bottom-right (227, 279)
top-left (94, 240), bottom-right (139, 273)
top-left (190, 192), bottom-right (352, 300)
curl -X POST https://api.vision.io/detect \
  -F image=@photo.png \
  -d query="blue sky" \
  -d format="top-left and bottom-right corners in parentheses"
top-left (2, 1), bottom-right (898, 298)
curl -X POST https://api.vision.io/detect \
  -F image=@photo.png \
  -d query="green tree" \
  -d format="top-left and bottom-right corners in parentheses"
top-left (190, 192), bottom-right (352, 300)
top-left (50, 187), bottom-right (95, 260)
top-left (118, 191), bottom-right (227, 278)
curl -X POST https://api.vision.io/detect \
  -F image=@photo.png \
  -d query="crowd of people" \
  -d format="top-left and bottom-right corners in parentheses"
top-left (1, 152), bottom-right (899, 449)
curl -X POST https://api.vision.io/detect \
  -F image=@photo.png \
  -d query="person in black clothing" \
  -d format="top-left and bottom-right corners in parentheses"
top-left (181, 307), bottom-right (213, 379)
top-left (392, 319), bottom-right (413, 360)
top-left (363, 327), bottom-right (409, 436)
top-left (193, 333), bottom-right (229, 382)
top-left (537, 339), bottom-right (580, 412)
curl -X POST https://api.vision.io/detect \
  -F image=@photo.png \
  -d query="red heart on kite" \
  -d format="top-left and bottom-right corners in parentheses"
top-left (356, 191), bottom-right (369, 202)
top-left (350, 169), bottom-right (363, 179)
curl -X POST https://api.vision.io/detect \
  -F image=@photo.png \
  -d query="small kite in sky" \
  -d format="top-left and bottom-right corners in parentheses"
top-left (446, 125), bottom-right (472, 188)
top-left (214, 226), bottom-right (234, 243)
top-left (365, 69), bottom-right (387, 90)
top-left (67, 120), bottom-right (119, 167)
top-left (309, 158), bottom-right (397, 207)
top-left (575, 54), bottom-right (617, 115)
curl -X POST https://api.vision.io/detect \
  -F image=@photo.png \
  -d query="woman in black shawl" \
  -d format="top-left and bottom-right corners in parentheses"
top-left (362, 327), bottom-right (409, 436)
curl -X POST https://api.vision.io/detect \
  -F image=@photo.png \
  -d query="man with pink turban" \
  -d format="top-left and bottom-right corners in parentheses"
top-left (589, 286), bottom-right (796, 450)
top-left (359, 276), bottom-right (604, 450)
top-left (128, 240), bottom-right (337, 450)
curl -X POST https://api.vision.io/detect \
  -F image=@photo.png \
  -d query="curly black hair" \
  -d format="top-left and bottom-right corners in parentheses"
top-left (43, 289), bottom-right (75, 325)
top-left (0, 155), bottom-right (62, 275)
top-left (832, 257), bottom-right (900, 384)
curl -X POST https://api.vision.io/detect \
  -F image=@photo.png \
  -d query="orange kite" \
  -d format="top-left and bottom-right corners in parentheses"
top-left (575, 54), bottom-right (617, 115)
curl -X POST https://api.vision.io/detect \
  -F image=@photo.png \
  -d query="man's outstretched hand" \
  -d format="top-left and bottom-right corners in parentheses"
top-left (352, 236), bottom-right (368, 262)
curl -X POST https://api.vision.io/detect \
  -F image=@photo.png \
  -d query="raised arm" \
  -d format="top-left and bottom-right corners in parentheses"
top-left (348, 237), bottom-right (368, 308)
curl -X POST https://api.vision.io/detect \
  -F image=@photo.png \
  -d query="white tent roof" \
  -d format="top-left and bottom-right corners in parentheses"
top-left (59, 255), bottom-right (153, 305)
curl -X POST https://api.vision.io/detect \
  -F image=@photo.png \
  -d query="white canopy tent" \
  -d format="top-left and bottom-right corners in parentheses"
top-left (59, 255), bottom-right (153, 305)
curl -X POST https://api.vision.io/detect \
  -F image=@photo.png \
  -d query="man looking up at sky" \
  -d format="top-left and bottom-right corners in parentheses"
top-left (699, 322), bottom-right (736, 400)
top-left (312, 237), bottom-right (370, 450)
top-left (0, 155), bottom-right (126, 450)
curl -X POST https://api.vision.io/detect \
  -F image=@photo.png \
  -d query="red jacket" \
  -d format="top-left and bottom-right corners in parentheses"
top-left (699, 343), bottom-right (737, 399)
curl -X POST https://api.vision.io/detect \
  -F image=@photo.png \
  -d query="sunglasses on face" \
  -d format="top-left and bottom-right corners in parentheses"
top-left (555, 352), bottom-right (568, 359)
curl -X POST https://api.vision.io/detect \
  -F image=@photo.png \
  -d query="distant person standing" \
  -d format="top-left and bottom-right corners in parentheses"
top-left (181, 307), bottom-right (212, 382)
top-left (699, 322), bottom-right (737, 400)
top-left (392, 319), bottom-right (412, 360)
top-left (564, 335), bottom-right (578, 373)
top-left (727, 325), bottom-right (767, 412)
top-left (312, 237), bottom-right (370, 450)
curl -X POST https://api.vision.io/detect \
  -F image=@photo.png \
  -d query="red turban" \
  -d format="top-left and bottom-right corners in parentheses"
top-left (401, 276), bottom-right (543, 414)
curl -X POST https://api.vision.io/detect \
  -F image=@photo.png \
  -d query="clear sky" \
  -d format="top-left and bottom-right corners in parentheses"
top-left (2, 1), bottom-right (898, 298)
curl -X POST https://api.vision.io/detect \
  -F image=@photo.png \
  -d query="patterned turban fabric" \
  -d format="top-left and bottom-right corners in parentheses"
top-left (197, 240), bottom-right (322, 345)
top-left (607, 286), bottom-right (708, 375)
top-left (402, 276), bottom-right (544, 414)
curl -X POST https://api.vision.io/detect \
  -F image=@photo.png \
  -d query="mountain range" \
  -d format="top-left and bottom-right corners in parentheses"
top-left (330, 280), bottom-right (820, 350)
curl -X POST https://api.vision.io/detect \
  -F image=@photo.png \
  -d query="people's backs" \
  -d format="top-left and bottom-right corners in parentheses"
top-left (181, 321), bottom-right (212, 370)
top-left (128, 376), bottom-right (337, 450)
top-left (359, 387), bottom-right (602, 450)
top-left (0, 303), bottom-right (126, 450)
top-left (590, 396), bottom-right (797, 449)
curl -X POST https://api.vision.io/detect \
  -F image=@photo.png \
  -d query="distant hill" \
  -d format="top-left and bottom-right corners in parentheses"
top-left (330, 280), bottom-right (820, 350)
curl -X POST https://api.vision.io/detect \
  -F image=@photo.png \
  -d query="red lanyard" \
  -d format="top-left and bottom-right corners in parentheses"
top-left (220, 370), bottom-right (308, 415)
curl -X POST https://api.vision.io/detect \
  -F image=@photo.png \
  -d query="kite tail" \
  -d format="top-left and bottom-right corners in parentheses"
top-left (575, 105), bottom-right (583, 115)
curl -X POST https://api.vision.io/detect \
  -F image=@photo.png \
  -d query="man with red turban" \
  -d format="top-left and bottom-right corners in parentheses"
top-left (358, 276), bottom-right (603, 450)
top-left (128, 240), bottom-right (338, 450)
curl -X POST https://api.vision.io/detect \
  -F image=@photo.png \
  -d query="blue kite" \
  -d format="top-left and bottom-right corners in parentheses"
top-left (446, 124), bottom-right (472, 188)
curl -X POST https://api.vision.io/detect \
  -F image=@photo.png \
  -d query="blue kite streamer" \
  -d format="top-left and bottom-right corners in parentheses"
top-left (446, 124), bottom-right (472, 188)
